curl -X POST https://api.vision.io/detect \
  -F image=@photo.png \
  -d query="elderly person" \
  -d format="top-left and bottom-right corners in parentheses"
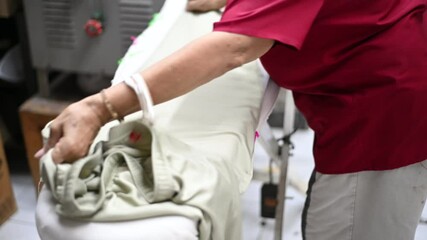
top-left (37, 0), bottom-right (427, 239)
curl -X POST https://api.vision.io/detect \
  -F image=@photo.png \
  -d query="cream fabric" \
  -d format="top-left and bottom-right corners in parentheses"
top-left (112, 0), bottom-right (268, 193)
top-left (37, 1), bottom-right (268, 239)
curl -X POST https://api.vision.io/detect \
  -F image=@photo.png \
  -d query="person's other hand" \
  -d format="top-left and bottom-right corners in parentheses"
top-left (186, 0), bottom-right (226, 13)
top-left (35, 97), bottom-right (106, 164)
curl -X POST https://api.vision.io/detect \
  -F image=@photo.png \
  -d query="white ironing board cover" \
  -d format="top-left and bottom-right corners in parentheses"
top-left (37, 0), bottom-right (280, 239)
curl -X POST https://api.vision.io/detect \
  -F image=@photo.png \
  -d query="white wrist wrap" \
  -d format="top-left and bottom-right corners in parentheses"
top-left (123, 73), bottom-right (155, 125)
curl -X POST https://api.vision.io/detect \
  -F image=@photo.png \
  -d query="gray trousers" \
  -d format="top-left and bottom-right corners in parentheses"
top-left (302, 160), bottom-right (427, 240)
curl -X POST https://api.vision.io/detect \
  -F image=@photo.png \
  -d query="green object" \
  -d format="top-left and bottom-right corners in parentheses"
top-left (148, 13), bottom-right (160, 26)
top-left (117, 51), bottom-right (144, 66)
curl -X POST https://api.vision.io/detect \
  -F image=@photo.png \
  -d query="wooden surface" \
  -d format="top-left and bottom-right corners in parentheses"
top-left (0, 131), bottom-right (17, 225)
top-left (19, 96), bottom-right (71, 188)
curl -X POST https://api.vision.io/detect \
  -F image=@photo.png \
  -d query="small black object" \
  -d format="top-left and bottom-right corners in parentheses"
top-left (261, 183), bottom-right (278, 218)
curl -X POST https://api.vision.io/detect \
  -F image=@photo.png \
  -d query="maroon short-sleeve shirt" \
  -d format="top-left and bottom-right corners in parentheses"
top-left (214, 0), bottom-right (427, 173)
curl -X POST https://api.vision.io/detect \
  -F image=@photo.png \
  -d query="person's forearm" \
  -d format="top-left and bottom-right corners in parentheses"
top-left (88, 32), bottom-right (274, 124)
top-left (42, 32), bottom-right (273, 162)
top-left (143, 32), bottom-right (273, 103)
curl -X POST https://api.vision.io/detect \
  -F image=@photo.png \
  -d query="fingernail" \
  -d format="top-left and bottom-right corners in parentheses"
top-left (34, 149), bottom-right (44, 158)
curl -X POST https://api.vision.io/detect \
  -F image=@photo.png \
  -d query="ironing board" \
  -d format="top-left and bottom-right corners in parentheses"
top-left (36, 0), bottom-right (296, 239)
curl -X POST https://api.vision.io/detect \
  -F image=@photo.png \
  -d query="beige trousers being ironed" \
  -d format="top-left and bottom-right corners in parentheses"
top-left (302, 159), bottom-right (427, 240)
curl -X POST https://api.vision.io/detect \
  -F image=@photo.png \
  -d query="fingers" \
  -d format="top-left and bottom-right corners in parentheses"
top-left (186, 0), bottom-right (210, 12)
top-left (41, 102), bottom-right (102, 164)
top-left (34, 119), bottom-right (62, 160)
top-left (51, 137), bottom-right (91, 164)
top-left (34, 148), bottom-right (45, 159)
top-left (186, 0), bottom-right (226, 12)
top-left (50, 122), bottom-right (96, 164)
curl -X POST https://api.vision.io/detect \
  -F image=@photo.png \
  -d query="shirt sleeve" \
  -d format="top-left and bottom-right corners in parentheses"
top-left (213, 0), bottom-right (324, 50)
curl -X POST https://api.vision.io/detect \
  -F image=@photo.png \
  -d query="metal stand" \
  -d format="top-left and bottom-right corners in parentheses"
top-left (257, 88), bottom-right (296, 240)
top-left (36, 69), bottom-right (50, 97)
top-left (275, 90), bottom-right (296, 240)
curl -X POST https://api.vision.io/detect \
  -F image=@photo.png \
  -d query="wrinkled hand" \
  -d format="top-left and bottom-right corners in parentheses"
top-left (35, 97), bottom-right (106, 164)
top-left (186, 0), bottom-right (226, 12)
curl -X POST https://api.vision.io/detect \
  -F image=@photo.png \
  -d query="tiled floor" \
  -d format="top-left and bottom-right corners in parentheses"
top-left (0, 173), bottom-right (38, 240)
top-left (1, 128), bottom-right (427, 239)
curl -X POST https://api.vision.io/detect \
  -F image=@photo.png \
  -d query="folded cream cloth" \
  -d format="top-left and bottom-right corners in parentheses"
top-left (39, 63), bottom-right (266, 240)
top-left (41, 118), bottom-right (241, 240)
top-left (38, 1), bottom-right (268, 239)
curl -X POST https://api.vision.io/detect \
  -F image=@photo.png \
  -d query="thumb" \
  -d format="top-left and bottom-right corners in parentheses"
top-left (51, 142), bottom-right (65, 164)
